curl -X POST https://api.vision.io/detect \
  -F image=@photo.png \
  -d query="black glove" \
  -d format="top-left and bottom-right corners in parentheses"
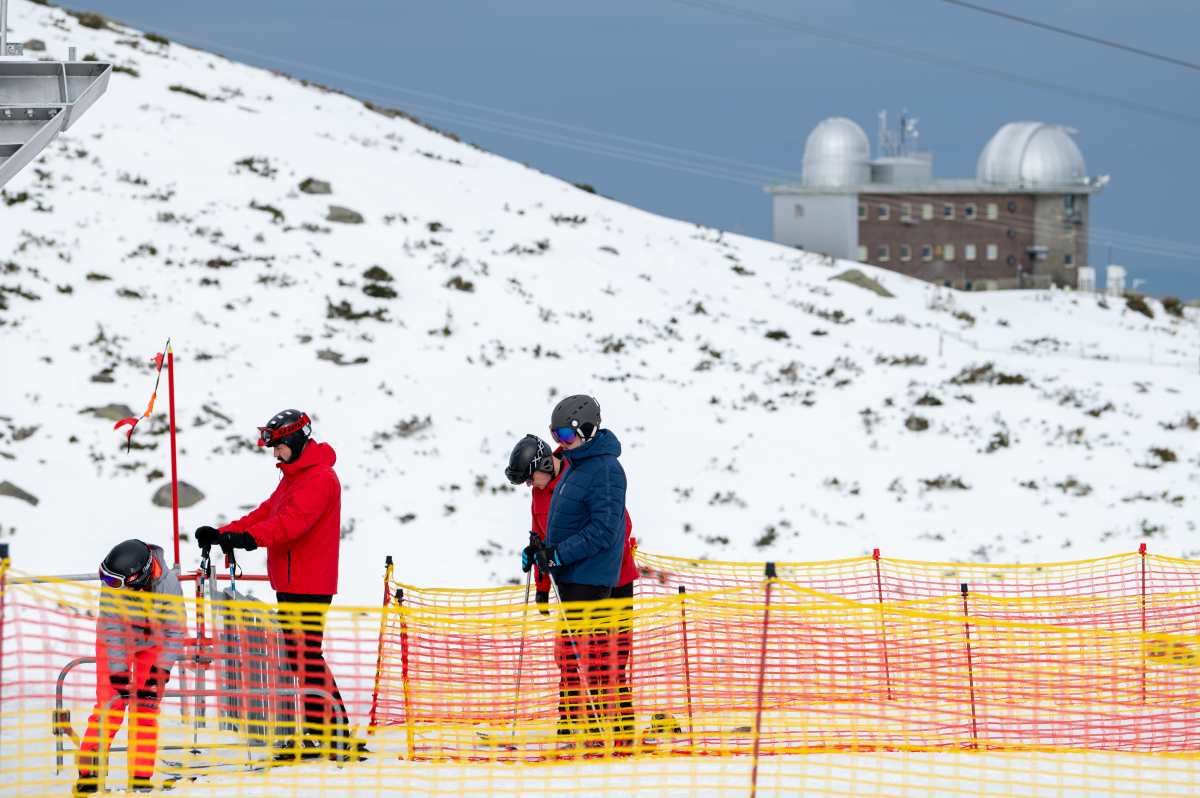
top-left (535, 590), bottom-right (550, 617)
top-left (535, 547), bottom-right (562, 573)
top-left (137, 665), bottom-right (170, 703)
top-left (195, 526), bottom-right (220, 548)
top-left (218, 531), bottom-right (258, 554)
top-left (108, 672), bottom-right (131, 699)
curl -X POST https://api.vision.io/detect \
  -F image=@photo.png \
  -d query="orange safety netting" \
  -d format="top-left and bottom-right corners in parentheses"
top-left (4, 549), bottom-right (1200, 798)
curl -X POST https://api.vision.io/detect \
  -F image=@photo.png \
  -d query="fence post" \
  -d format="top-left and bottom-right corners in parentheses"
top-left (873, 549), bottom-right (893, 700)
top-left (0, 543), bottom-right (8, 742)
top-left (679, 586), bottom-right (696, 749)
top-left (749, 563), bottom-right (776, 798)
top-left (960, 583), bottom-right (979, 748)
top-left (1139, 543), bottom-right (1147, 704)
top-left (368, 556), bottom-right (394, 733)
top-left (397, 588), bottom-right (416, 760)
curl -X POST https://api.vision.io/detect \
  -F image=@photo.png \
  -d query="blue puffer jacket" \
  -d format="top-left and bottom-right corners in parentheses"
top-left (543, 429), bottom-right (627, 587)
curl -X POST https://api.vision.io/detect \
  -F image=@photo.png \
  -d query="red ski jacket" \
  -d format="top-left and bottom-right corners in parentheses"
top-left (532, 453), bottom-right (638, 591)
top-left (220, 441), bottom-right (341, 595)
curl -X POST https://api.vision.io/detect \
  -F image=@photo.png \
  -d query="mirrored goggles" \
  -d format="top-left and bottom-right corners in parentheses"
top-left (550, 426), bottom-right (577, 445)
top-left (99, 563), bottom-right (131, 589)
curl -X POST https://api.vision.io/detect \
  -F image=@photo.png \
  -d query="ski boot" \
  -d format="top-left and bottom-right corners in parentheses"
top-left (273, 738), bottom-right (324, 762)
top-left (129, 777), bottom-right (155, 793)
top-left (72, 774), bottom-right (99, 798)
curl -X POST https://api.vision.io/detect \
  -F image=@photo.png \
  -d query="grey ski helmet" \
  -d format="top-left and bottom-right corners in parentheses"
top-left (549, 394), bottom-right (601, 445)
top-left (257, 409), bottom-right (312, 462)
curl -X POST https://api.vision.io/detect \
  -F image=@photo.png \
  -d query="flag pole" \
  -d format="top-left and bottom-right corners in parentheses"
top-left (168, 345), bottom-right (180, 567)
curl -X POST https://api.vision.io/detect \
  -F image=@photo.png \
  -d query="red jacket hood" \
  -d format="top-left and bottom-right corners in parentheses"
top-left (278, 441), bottom-right (336, 479)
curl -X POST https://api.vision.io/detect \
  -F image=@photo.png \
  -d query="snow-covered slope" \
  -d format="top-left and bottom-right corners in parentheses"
top-left (3, 1), bottom-right (1199, 604)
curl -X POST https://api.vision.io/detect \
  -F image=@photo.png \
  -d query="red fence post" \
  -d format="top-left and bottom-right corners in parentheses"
top-left (368, 556), bottom-right (394, 733)
top-left (679, 586), bottom-right (696, 749)
top-left (749, 562), bottom-right (776, 798)
top-left (167, 346), bottom-right (180, 567)
top-left (397, 588), bottom-right (416, 760)
top-left (961, 583), bottom-right (979, 748)
top-left (873, 549), bottom-right (893, 700)
top-left (0, 544), bottom-right (8, 742)
top-left (1139, 543), bottom-right (1147, 703)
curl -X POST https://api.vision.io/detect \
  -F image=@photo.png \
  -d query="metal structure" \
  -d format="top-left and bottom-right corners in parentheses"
top-left (976, 121), bottom-right (1090, 188)
top-left (0, 0), bottom-right (111, 189)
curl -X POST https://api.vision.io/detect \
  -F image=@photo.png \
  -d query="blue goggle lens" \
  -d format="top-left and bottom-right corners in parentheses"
top-left (551, 427), bottom-right (576, 445)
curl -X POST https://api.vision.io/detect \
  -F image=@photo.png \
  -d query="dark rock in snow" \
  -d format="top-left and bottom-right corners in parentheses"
top-left (80, 404), bottom-right (136, 422)
top-left (90, 373), bottom-right (115, 383)
top-left (317, 349), bottom-right (368, 366)
top-left (23, 39), bottom-right (46, 51)
top-left (830, 269), bottom-right (894, 298)
top-left (299, 178), bottom-right (332, 194)
top-left (152, 481), bottom-right (205, 508)
top-left (326, 206), bottom-right (363, 224)
top-left (0, 481), bottom-right (38, 506)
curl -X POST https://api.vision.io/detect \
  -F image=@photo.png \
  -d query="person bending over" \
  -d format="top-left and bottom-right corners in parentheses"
top-left (75, 540), bottom-right (184, 796)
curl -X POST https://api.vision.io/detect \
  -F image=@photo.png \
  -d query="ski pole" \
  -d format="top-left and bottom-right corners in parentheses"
top-left (225, 548), bottom-right (239, 593)
top-left (540, 550), bottom-right (610, 746)
top-left (509, 534), bottom-right (536, 742)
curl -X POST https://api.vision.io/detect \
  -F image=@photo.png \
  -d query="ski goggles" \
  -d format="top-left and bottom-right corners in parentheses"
top-left (99, 562), bottom-right (146, 590)
top-left (257, 413), bottom-right (311, 447)
top-left (550, 426), bottom-right (578, 445)
top-left (505, 452), bottom-right (556, 485)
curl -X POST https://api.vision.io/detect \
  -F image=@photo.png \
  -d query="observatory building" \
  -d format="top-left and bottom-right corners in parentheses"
top-left (767, 113), bottom-right (1107, 290)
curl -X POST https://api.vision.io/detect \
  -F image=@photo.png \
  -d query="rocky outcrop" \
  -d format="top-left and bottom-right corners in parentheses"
top-left (0, 481), bottom-right (38, 506)
top-left (299, 178), bottom-right (332, 194)
top-left (326, 206), bottom-right (363, 224)
top-left (152, 481), bottom-right (205, 508)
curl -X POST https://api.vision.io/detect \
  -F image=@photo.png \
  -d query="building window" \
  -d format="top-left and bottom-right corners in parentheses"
top-left (900, 244), bottom-right (911, 261)
top-left (986, 203), bottom-right (998, 220)
top-left (965, 203), bottom-right (976, 219)
top-left (857, 245), bottom-right (868, 262)
top-left (922, 245), bottom-right (933, 261)
top-left (1007, 201), bottom-right (1017, 212)
top-left (986, 244), bottom-right (998, 261)
top-left (901, 203), bottom-right (912, 219)
top-left (858, 204), bottom-right (867, 220)
top-left (878, 245), bottom-right (890, 261)
top-left (965, 244), bottom-right (977, 261)
top-left (922, 203), bottom-right (934, 220)
top-left (944, 244), bottom-right (956, 261)
top-left (943, 203), bottom-right (954, 219)
top-left (1064, 253), bottom-right (1073, 265)
top-left (1065, 194), bottom-right (1075, 210)
top-left (879, 204), bottom-right (890, 220)
top-left (794, 204), bottom-right (804, 219)
top-left (1006, 228), bottom-right (1016, 238)
top-left (1007, 255), bottom-right (1016, 265)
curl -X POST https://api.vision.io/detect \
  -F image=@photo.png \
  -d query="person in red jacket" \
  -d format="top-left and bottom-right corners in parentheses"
top-left (195, 409), bottom-right (351, 760)
top-left (506, 434), bottom-right (639, 744)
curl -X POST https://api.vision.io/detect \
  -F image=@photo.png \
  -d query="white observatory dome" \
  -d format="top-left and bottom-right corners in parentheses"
top-left (802, 117), bottom-right (870, 187)
top-left (976, 122), bottom-right (1087, 187)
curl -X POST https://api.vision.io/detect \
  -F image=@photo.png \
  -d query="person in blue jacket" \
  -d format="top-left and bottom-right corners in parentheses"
top-left (520, 394), bottom-right (628, 747)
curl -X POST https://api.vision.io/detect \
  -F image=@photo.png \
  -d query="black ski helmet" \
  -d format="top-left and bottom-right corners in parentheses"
top-left (100, 539), bottom-right (154, 591)
top-left (549, 394), bottom-right (601, 445)
top-left (257, 409), bottom-right (311, 462)
top-left (505, 434), bottom-right (557, 485)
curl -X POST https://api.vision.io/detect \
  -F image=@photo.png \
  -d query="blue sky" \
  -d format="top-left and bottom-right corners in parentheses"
top-left (52, 0), bottom-right (1200, 297)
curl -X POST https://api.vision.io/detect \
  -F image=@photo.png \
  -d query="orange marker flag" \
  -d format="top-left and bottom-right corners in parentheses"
top-left (113, 342), bottom-right (169, 453)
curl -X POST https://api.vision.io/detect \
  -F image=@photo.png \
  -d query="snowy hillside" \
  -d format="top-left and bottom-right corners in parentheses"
top-left (2, 1), bottom-right (1199, 605)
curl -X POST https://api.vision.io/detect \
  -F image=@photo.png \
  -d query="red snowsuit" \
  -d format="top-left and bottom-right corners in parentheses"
top-left (532, 454), bottom-right (638, 738)
top-left (79, 545), bottom-right (185, 780)
top-left (221, 441), bottom-right (346, 737)
top-left (220, 441), bottom-right (341, 595)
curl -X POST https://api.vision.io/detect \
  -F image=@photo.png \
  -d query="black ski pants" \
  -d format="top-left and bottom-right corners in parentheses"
top-left (276, 593), bottom-right (348, 740)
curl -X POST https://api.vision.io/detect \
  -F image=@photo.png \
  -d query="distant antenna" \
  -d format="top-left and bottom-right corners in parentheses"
top-left (878, 109), bottom-right (919, 158)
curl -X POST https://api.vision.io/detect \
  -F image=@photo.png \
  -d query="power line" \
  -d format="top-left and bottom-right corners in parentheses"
top-left (663, 0), bottom-right (1200, 127)
top-left (935, 0), bottom-right (1200, 73)
top-left (56, 10), bottom-right (1200, 264)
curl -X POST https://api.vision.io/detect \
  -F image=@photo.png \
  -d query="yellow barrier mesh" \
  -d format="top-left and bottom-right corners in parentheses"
top-left (3, 549), bottom-right (1200, 797)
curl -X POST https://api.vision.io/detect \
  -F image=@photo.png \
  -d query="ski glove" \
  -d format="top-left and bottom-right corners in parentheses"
top-left (218, 531), bottom-right (258, 554)
top-left (535, 547), bottom-right (562, 573)
top-left (137, 665), bottom-right (170, 703)
top-left (521, 543), bottom-right (541, 573)
top-left (535, 590), bottom-right (550, 617)
top-left (195, 526), bottom-right (220, 548)
top-left (108, 672), bottom-right (131, 700)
